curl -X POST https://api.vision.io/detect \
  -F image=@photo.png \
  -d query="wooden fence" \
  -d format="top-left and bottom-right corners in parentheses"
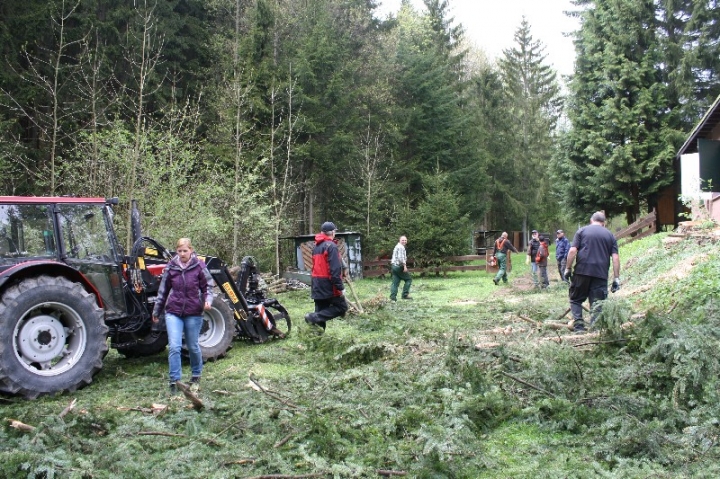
top-left (363, 251), bottom-right (510, 278)
top-left (614, 208), bottom-right (657, 244)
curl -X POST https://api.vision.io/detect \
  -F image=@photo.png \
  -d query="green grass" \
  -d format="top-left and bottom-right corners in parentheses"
top-left (2, 232), bottom-right (720, 478)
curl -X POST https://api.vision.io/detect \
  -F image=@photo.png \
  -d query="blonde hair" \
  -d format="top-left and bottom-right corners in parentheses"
top-left (176, 238), bottom-right (193, 250)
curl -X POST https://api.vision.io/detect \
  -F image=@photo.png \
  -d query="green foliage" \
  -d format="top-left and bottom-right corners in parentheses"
top-left (497, 18), bottom-right (562, 230)
top-left (555, 0), bottom-right (720, 224)
top-left (393, 173), bottom-right (472, 266)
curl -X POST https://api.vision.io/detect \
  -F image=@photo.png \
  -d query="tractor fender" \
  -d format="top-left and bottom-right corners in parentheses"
top-left (0, 260), bottom-right (104, 308)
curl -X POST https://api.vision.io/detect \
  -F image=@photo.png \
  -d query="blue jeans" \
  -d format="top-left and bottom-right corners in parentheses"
top-left (165, 313), bottom-right (203, 382)
top-left (531, 262), bottom-right (539, 286)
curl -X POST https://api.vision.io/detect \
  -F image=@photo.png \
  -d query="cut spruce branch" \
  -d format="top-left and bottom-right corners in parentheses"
top-left (243, 474), bottom-right (325, 479)
top-left (117, 404), bottom-right (168, 416)
top-left (377, 470), bottom-right (408, 476)
top-left (137, 431), bottom-right (186, 438)
top-left (573, 339), bottom-right (627, 348)
top-left (501, 371), bottom-right (558, 399)
top-left (273, 432), bottom-right (295, 448)
top-left (517, 314), bottom-right (572, 331)
top-left (7, 418), bottom-right (36, 432)
top-left (59, 398), bottom-right (77, 418)
top-left (248, 374), bottom-right (301, 410)
top-left (175, 381), bottom-right (204, 410)
top-left (213, 417), bottom-right (247, 438)
top-left (223, 458), bottom-right (256, 466)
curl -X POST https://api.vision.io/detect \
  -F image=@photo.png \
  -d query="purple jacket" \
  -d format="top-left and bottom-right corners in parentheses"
top-left (152, 254), bottom-right (214, 317)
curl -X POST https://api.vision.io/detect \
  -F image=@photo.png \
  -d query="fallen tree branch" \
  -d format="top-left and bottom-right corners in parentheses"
top-left (500, 372), bottom-right (557, 399)
top-left (377, 470), bottom-right (407, 476)
top-left (176, 381), bottom-right (204, 410)
top-left (518, 315), bottom-right (571, 331)
top-left (7, 418), bottom-right (35, 432)
top-left (243, 474), bottom-right (324, 479)
top-left (117, 403), bottom-right (168, 416)
top-left (137, 431), bottom-right (186, 438)
top-left (214, 417), bottom-right (247, 438)
top-left (573, 339), bottom-right (627, 348)
top-left (274, 432), bottom-right (295, 448)
top-left (59, 398), bottom-right (77, 418)
top-left (248, 374), bottom-right (301, 410)
top-left (517, 315), bottom-right (541, 328)
top-left (223, 458), bottom-right (256, 466)
top-left (362, 377), bottom-right (374, 390)
top-left (544, 321), bottom-right (573, 331)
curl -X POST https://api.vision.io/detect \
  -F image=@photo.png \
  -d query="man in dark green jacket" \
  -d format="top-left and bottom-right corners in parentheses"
top-left (493, 232), bottom-right (518, 285)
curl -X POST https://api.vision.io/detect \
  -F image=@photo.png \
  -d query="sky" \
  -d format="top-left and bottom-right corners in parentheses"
top-left (375, 0), bottom-right (581, 79)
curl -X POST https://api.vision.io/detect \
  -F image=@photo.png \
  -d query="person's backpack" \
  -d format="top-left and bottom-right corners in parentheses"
top-left (535, 242), bottom-right (548, 263)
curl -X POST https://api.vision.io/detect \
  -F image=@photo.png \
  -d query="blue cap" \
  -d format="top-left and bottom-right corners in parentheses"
top-left (321, 221), bottom-right (337, 233)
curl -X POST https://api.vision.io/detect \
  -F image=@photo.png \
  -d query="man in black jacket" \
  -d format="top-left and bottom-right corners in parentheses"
top-left (305, 221), bottom-right (348, 331)
top-left (526, 230), bottom-right (540, 288)
top-left (564, 212), bottom-right (621, 333)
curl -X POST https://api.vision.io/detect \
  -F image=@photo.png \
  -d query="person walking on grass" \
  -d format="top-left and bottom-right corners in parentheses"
top-left (390, 235), bottom-right (413, 301)
top-left (152, 238), bottom-right (213, 395)
top-left (564, 211), bottom-right (621, 333)
top-left (536, 235), bottom-right (550, 289)
top-left (492, 232), bottom-right (518, 285)
top-left (555, 230), bottom-right (570, 283)
top-left (305, 222), bottom-right (348, 332)
top-left (526, 230), bottom-right (541, 287)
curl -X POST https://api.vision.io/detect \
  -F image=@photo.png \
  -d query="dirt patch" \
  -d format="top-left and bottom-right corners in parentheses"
top-left (451, 299), bottom-right (480, 305)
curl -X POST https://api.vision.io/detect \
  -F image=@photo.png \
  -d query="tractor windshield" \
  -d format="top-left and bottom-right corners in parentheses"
top-left (56, 203), bottom-right (126, 317)
top-left (0, 204), bottom-right (56, 259)
top-left (56, 204), bottom-right (115, 262)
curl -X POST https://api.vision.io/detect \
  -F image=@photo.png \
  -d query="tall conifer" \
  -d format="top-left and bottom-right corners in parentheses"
top-left (497, 18), bottom-right (562, 232)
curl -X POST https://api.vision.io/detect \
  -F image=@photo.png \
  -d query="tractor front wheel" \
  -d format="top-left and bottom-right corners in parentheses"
top-left (184, 296), bottom-right (235, 362)
top-left (0, 276), bottom-right (108, 399)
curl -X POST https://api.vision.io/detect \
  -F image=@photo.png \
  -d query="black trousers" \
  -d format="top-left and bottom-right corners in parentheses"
top-left (569, 274), bottom-right (608, 327)
top-left (309, 296), bottom-right (349, 328)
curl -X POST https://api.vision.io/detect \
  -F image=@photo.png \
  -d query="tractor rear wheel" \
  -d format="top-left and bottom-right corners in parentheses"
top-left (0, 275), bottom-right (108, 399)
top-left (185, 297), bottom-right (235, 362)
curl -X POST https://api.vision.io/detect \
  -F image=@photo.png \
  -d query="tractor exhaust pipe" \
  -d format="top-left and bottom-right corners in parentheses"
top-left (131, 200), bottom-right (142, 245)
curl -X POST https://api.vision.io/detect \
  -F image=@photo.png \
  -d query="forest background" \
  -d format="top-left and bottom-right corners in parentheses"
top-left (1, 0), bottom-right (719, 270)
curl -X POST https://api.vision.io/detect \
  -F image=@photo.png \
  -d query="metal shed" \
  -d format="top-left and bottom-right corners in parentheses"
top-left (282, 232), bottom-right (363, 284)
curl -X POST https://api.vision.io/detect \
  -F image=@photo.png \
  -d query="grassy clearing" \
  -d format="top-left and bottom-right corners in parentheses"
top-left (2, 232), bottom-right (720, 478)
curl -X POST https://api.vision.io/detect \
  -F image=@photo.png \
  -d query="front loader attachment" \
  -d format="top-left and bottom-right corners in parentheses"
top-left (202, 256), bottom-right (291, 343)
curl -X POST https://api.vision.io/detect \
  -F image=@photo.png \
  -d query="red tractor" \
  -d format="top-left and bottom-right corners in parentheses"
top-left (0, 197), bottom-right (290, 398)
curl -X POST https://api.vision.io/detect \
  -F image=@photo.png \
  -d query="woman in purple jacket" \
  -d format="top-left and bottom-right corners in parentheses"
top-left (152, 238), bottom-right (214, 394)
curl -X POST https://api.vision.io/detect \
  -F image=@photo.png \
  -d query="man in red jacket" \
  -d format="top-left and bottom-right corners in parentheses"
top-left (305, 222), bottom-right (348, 331)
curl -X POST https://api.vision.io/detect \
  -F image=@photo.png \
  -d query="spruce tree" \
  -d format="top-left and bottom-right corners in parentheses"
top-left (392, 0), bottom-right (481, 219)
top-left (497, 18), bottom-right (562, 232)
top-left (558, 0), bottom-right (675, 223)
